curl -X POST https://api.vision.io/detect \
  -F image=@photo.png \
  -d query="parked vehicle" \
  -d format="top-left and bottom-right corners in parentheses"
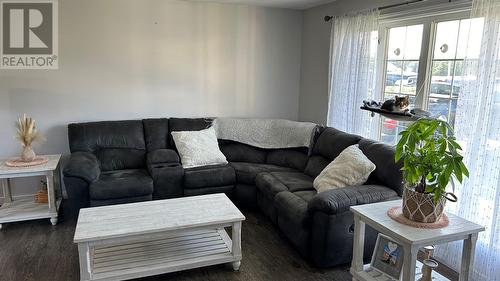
top-left (430, 82), bottom-right (461, 96)
top-left (386, 73), bottom-right (416, 86)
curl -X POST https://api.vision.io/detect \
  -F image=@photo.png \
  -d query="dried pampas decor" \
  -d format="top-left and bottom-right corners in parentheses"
top-left (15, 114), bottom-right (44, 162)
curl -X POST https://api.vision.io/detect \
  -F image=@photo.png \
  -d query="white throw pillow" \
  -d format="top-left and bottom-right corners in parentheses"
top-left (171, 126), bottom-right (228, 169)
top-left (313, 144), bottom-right (376, 193)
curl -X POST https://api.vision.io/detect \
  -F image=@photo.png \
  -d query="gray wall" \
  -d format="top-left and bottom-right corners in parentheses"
top-left (297, 0), bottom-right (462, 124)
top-left (0, 0), bottom-right (302, 197)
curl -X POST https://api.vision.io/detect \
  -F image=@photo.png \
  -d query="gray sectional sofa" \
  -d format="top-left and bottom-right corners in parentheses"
top-left (63, 117), bottom-right (403, 267)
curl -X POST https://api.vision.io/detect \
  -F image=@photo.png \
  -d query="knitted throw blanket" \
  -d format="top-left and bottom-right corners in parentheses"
top-left (213, 118), bottom-right (317, 149)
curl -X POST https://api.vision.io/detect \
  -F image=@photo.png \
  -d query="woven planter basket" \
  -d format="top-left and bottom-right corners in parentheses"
top-left (402, 186), bottom-right (446, 223)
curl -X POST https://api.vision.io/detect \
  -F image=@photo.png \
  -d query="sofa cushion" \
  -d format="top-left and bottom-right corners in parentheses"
top-left (230, 162), bottom-right (297, 185)
top-left (89, 169), bottom-right (153, 200)
top-left (97, 148), bottom-right (146, 171)
top-left (183, 164), bottom-right (235, 189)
top-left (268, 172), bottom-right (315, 193)
top-left (147, 149), bottom-right (180, 165)
top-left (308, 185), bottom-right (399, 215)
top-left (256, 172), bottom-right (289, 200)
top-left (293, 190), bottom-right (317, 202)
top-left (219, 141), bottom-right (267, 163)
top-left (68, 120), bottom-right (147, 171)
top-left (266, 149), bottom-right (308, 171)
top-left (68, 120), bottom-right (146, 153)
top-left (256, 171), bottom-right (315, 200)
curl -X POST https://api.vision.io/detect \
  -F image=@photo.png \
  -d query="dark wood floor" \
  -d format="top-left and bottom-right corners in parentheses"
top-left (0, 203), bottom-right (352, 281)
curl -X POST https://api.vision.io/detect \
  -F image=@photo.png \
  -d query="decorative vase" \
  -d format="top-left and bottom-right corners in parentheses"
top-left (21, 145), bottom-right (36, 162)
top-left (402, 186), bottom-right (446, 223)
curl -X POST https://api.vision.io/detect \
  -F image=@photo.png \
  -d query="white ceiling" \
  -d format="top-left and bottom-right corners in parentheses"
top-left (187, 0), bottom-right (337, 10)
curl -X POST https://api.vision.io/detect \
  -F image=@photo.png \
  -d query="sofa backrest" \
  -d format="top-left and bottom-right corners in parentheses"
top-left (266, 148), bottom-right (308, 171)
top-left (219, 140), bottom-right (267, 164)
top-left (68, 120), bottom-right (146, 171)
top-left (218, 140), bottom-right (309, 171)
top-left (359, 138), bottom-right (404, 196)
top-left (165, 117), bottom-right (309, 171)
top-left (304, 127), bottom-right (362, 177)
top-left (168, 118), bottom-right (213, 150)
top-left (143, 118), bottom-right (169, 151)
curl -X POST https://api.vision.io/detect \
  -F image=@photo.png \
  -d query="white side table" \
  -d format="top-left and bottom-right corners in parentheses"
top-left (0, 154), bottom-right (62, 229)
top-left (350, 200), bottom-right (484, 281)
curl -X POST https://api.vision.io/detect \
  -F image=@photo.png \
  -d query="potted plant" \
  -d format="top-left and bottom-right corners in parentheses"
top-left (395, 118), bottom-right (469, 223)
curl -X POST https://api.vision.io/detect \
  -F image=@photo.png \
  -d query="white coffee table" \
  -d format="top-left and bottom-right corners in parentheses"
top-left (74, 193), bottom-right (245, 281)
top-left (0, 154), bottom-right (62, 229)
top-left (350, 200), bottom-right (484, 281)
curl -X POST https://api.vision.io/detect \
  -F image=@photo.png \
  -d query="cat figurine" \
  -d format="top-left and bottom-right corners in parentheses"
top-left (381, 95), bottom-right (409, 112)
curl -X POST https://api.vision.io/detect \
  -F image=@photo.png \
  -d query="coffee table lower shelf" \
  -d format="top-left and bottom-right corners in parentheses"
top-left (78, 228), bottom-right (240, 281)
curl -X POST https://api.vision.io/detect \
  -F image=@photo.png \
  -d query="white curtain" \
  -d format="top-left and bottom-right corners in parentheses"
top-left (327, 9), bottom-right (380, 139)
top-left (435, 0), bottom-right (500, 279)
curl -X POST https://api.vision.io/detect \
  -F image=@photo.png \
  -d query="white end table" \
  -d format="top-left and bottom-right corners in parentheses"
top-left (350, 200), bottom-right (484, 281)
top-left (0, 154), bottom-right (62, 229)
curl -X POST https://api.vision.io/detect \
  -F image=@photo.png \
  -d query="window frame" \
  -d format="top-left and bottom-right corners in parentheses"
top-left (374, 2), bottom-right (471, 141)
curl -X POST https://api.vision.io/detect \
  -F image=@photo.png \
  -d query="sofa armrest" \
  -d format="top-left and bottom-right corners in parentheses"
top-left (147, 149), bottom-right (180, 165)
top-left (63, 152), bottom-right (100, 183)
top-left (308, 185), bottom-right (399, 215)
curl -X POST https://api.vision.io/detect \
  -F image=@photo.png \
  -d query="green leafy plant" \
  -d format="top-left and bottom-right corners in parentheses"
top-left (395, 119), bottom-right (469, 203)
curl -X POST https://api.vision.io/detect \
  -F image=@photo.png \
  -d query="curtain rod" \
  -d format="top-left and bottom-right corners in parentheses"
top-left (324, 0), bottom-right (425, 22)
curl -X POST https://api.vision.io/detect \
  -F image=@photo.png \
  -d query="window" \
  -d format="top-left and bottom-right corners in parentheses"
top-left (381, 24), bottom-right (423, 144)
top-left (429, 18), bottom-right (483, 126)
top-left (378, 12), bottom-right (484, 145)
